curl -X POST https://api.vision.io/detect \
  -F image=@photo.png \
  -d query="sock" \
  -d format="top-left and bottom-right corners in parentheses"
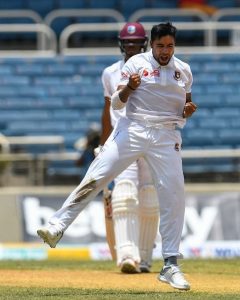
top-left (164, 256), bottom-right (177, 266)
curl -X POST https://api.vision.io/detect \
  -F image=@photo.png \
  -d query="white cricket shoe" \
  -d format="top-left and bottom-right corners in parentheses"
top-left (120, 258), bottom-right (141, 274)
top-left (37, 228), bottom-right (63, 248)
top-left (139, 261), bottom-right (151, 273)
top-left (158, 264), bottom-right (190, 290)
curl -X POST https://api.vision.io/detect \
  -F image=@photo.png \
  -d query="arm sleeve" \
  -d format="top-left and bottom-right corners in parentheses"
top-left (118, 59), bottom-right (135, 86)
top-left (101, 68), bottom-right (112, 99)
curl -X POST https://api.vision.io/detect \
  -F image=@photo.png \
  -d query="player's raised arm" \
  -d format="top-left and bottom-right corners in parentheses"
top-left (111, 74), bottom-right (141, 110)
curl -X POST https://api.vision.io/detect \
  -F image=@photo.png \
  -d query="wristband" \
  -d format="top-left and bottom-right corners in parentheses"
top-left (111, 90), bottom-right (126, 110)
top-left (127, 83), bottom-right (136, 91)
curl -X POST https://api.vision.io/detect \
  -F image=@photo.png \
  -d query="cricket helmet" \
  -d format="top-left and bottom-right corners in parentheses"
top-left (118, 22), bottom-right (148, 53)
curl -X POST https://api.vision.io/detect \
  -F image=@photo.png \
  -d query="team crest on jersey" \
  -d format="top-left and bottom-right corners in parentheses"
top-left (173, 70), bottom-right (181, 81)
top-left (175, 143), bottom-right (181, 151)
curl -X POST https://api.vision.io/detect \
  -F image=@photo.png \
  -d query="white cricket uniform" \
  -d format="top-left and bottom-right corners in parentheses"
top-left (101, 60), bottom-right (138, 185)
top-left (102, 58), bottom-right (159, 266)
top-left (50, 50), bottom-right (192, 259)
top-left (102, 60), bottom-right (154, 186)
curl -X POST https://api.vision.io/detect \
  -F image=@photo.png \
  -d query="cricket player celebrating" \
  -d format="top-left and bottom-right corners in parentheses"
top-left (100, 23), bottom-right (159, 273)
top-left (37, 22), bottom-right (197, 291)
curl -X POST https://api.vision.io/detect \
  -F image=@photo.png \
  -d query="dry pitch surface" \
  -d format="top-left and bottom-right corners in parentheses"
top-left (0, 261), bottom-right (239, 294)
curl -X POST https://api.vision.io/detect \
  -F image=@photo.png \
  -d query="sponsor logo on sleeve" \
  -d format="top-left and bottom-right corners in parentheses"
top-left (121, 71), bottom-right (129, 79)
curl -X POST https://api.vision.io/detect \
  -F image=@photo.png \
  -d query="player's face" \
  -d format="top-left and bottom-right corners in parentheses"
top-left (151, 35), bottom-right (175, 66)
top-left (122, 39), bottom-right (144, 60)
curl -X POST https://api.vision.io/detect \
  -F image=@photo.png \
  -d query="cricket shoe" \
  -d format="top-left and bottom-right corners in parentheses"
top-left (139, 261), bottom-right (151, 273)
top-left (37, 227), bottom-right (63, 248)
top-left (158, 264), bottom-right (190, 290)
top-left (120, 258), bottom-right (141, 274)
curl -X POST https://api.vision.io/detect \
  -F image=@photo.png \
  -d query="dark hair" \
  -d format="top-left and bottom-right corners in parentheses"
top-left (151, 22), bottom-right (177, 42)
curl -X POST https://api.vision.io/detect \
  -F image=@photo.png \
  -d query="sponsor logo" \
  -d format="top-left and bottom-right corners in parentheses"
top-left (173, 70), bottom-right (181, 80)
top-left (142, 69), bottom-right (160, 77)
top-left (150, 69), bottom-right (160, 77)
top-left (121, 71), bottom-right (129, 79)
top-left (20, 196), bottom-right (106, 243)
top-left (142, 69), bottom-right (149, 76)
top-left (18, 192), bottom-right (240, 260)
top-left (215, 247), bottom-right (240, 257)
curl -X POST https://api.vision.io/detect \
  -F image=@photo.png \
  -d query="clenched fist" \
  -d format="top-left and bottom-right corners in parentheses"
top-left (183, 101), bottom-right (197, 118)
top-left (127, 74), bottom-right (141, 90)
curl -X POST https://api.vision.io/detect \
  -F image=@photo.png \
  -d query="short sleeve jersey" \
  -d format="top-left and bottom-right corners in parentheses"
top-left (101, 60), bottom-right (126, 127)
top-left (119, 50), bottom-right (193, 128)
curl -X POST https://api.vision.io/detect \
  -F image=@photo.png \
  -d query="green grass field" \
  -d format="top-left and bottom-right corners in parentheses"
top-left (0, 259), bottom-right (239, 300)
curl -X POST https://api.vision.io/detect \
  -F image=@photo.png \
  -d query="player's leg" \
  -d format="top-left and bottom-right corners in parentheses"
top-left (37, 119), bottom-right (140, 248)
top-left (137, 157), bottom-right (159, 272)
top-left (37, 153), bottom-right (120, 248)
top-left (111, 162), bottom-right (141, 273)
top-left (146, 128), bottom-right (190, 290)
top-left (147, 129), bottom-right (185, 259)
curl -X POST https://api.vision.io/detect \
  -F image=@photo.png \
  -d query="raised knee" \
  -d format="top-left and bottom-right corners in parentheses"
top-left (72, 180), bottom-right (97, 203)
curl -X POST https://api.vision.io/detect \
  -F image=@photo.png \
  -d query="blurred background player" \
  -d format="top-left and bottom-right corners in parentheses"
top-left (99, 22), bottom-right (160, 273)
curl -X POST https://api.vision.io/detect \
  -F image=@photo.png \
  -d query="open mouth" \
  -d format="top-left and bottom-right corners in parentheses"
top-left (160, 56), bottom-right (169, 64)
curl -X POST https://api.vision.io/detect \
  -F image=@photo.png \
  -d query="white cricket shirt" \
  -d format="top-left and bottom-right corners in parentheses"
top-left (119, 50), bottom-right (193, 128)
top-left (101, 60), bottom-right (126, 127)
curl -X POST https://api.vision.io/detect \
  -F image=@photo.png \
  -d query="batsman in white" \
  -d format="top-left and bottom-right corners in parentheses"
top-left (37, 22), bottom-right (197, 290)
top-left (99, 22), bottom-right (159, 274)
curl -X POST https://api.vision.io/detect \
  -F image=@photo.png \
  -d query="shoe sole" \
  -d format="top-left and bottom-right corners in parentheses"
top-left (158, 275), bottom-right (168, 283)
top-left (158, 275), bottom-right (190, 291)
top-left (121, 262), bottom-right (140, 274)
top-left (37, 229), bottom-right (57, 248)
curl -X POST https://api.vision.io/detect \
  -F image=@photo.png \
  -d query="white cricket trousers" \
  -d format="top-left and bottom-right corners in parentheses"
top-left (49, 117), bottom-right (185, 259)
